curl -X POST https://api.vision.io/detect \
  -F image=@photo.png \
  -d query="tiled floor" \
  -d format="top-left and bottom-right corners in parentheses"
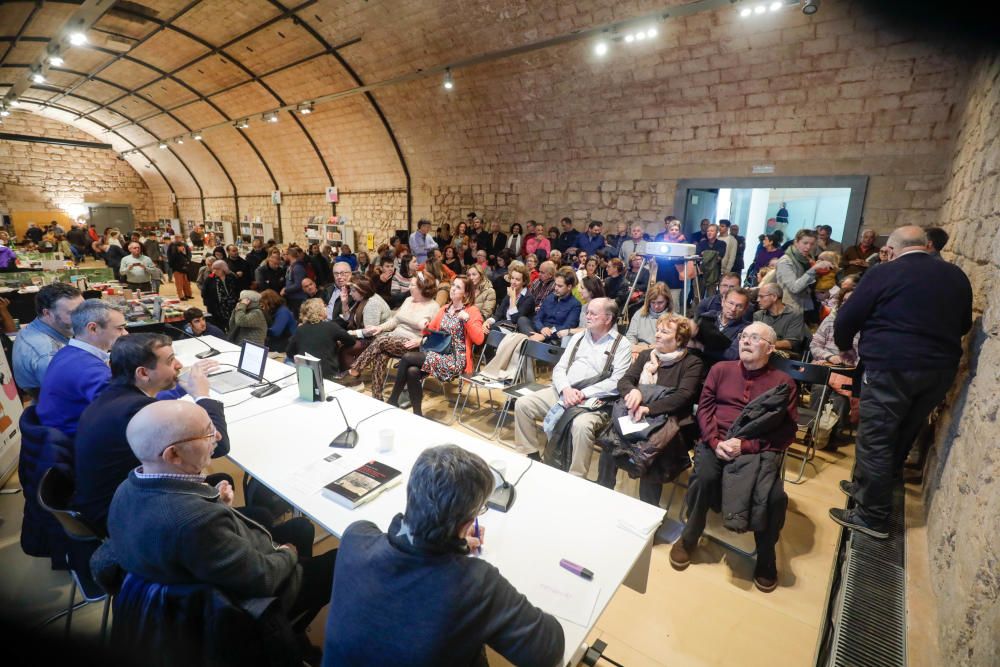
top-left (0, 268), bottom-right (859, 665)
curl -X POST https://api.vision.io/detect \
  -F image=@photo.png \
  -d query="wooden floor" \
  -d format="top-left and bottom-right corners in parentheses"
top-left (0, 268), bottom-right (855, 666)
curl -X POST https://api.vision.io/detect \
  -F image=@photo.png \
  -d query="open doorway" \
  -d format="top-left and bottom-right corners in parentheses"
top-left (674, 176), bottom-right (868, 270)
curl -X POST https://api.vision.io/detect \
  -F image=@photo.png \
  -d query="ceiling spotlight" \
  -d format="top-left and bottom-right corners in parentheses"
top-left (635, 31), bottom-right (647, 41)
top-left (594, 41), bottom-right (608, 56)
top-left (740, 7), bottom-right (752, 17)
top-left (754, 4), bottom-right (767, 14)
top-left (624, 34), bottom-right (635, 43)
top-left (443, 69), bottom-right (454, 90)
top-left (158, 142), bottom-right (168, 149)
top-left (0, 108), bottom-right (9, 117)
top-left (69, 31), bottom-right (87, 46)
top-left (236, 118), bottom-right (249, 129)
top-left (49, 54), bottom-right (64, 67)
top-left (175, 137), bottom-right (184, 145)
top-left (9, 99), bottom-right (20, 107)
top-left (298, 102), bottom-right (313, 115)
top-left (646, 27), bottom-right (658, 38)
top-left (770, 1), bottom-right (782, 10)
top-left (192, 132), bottom-right (202, 141)
top-left (801, 0), bottom-right (820, 14)
top-left (32, 71), bottom-right (45, 83)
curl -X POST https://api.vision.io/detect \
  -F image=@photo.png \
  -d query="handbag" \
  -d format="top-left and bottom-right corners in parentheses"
top-left (421, 329), bottom-right (453, 355)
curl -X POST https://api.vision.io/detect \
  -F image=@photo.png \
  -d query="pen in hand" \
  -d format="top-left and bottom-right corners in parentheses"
top-left (474, 517), bottom-right (481, 555)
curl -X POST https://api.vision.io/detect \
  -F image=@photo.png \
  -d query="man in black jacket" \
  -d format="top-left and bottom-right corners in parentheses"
top-left (323, 445), bottom-right (563, 666)
top-left (554, 216), bottom-right (578, 253)
top-left (253, 248), bottom-right (286, 293)
top-left (830, 225), bottom-right (972, 539)
top-left (74, 334), bottom-right (230, 533)
top-left (166, 236), bottom-right (193, 300)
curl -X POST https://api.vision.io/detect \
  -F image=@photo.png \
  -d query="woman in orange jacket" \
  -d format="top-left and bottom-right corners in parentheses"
top-left (386, 275), bottom-right (485, 417)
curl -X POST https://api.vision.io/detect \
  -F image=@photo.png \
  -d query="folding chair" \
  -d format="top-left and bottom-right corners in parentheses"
top-left (452, 328), bottom-right (520, 437)
top-left (36, 468), bottom-right (112, 643)
top-left (493, 340), bottom-right (565, 443)
top-left (768, 356), bottom-right (832, 484)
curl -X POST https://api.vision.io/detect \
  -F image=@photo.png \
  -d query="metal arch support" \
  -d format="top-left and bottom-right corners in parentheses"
top-left (280, 1), bottom-right (413, 229)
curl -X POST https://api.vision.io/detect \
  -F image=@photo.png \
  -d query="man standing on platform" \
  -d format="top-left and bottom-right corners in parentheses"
top-left (670, 322), bottom-right (797, 592)
top-left (830, 226), bottom-right (972, 539)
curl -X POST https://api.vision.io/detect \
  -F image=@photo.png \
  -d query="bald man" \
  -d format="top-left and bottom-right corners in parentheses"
top-left (670, 322), bottom-right (798, 592)
top-left (92, 401), bottom-right (335, 655)
top-left (831, 225), bottom-right (972, 540)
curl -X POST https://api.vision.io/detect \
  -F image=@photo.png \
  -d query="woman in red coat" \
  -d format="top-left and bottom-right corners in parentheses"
top-left (386, 275), bottom-right (485, 416)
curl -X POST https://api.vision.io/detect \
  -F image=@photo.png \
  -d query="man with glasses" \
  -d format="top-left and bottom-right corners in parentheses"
top-left (325, 261), bottom-right (355, 324)
top-left (753, 283), bottom-right (810, 356)
top-left (74, 334), bottom-right (230, 533)
top-left (830, 225), bottom-right (971, 539)
top-left (12, 282), bottom-right (84, 397)
top-left (36, 300), bottom-right (128, 438)
top-left (91, 400), bottom-right (336, 659)
top-left (670, 322), bottom-right (798, 592)
top-left (694, 287), bottom-right (752, 366)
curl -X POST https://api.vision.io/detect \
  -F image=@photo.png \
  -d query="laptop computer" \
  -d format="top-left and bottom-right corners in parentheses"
top-left (207, 340), bottom-right (268, 394)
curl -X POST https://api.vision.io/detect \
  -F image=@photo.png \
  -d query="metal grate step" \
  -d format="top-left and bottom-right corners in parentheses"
top-left (827, 484), bottom-right (907, 667)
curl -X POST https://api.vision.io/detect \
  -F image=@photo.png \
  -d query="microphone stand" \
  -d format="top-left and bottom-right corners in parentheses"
top-left (328, 395), bottom-right (359, 448)
top-left (163, 323), bottom-right (221, 359)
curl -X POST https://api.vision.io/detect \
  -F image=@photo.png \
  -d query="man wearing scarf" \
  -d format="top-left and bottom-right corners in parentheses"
top-left (773, 229), bottom-right (835, 321)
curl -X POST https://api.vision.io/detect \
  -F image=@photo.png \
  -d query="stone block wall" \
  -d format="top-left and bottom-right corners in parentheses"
top-left (924, 50), bottom-right (1000, 666)
top-left (336, 190), bottom-right (409, 251)
top-left (0, 111), bottom-right (163, 222)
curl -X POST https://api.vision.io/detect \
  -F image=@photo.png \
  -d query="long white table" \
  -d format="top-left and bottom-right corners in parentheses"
top-left (173, 336), bottom-right (664, 666)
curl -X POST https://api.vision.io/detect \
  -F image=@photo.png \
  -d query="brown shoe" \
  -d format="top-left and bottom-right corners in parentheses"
top-left (669, 539), bottom-right (695, 571)
top-left (338, 371), bottom-right (363, 387)
top-left (753, 574), bottom-right (778, 593)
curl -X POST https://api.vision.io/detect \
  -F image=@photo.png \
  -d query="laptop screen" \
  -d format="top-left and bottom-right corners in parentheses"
top-left (237, 340), bottom-right (268, 380)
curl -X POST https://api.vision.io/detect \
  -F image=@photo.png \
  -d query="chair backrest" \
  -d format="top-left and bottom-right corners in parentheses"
top-left (484, 327), bottom-right (507, 350)
top-left (522, 340), bottom-right (565, 367)
top-left (37, 468), bottom-right (103, 541)
top-left (768, 355), bottom-right (831, 385)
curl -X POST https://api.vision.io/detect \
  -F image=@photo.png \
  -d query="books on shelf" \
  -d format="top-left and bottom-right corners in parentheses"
top-left (322, 460), bottom-right (402, 509)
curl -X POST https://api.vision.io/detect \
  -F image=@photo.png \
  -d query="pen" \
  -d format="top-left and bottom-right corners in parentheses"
top-left (474, 518), bottom-right (481, 555)
top-left (560, 558), bottom-right (594, 580)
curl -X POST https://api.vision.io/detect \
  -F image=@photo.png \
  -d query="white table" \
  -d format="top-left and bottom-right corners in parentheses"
top-left (173, 336), bottom-right (664, 666)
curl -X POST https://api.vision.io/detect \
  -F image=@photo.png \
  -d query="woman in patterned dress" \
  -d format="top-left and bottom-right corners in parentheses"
top-left (387, 275), bottom-right (485, 417)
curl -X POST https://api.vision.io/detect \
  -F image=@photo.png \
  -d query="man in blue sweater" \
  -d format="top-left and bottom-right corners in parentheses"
top-left (323, 445), bottom-right (563, 666)
top-left (575, 220), bottom-right (606, 256)
top-left (524, 270), bottom-right (581, 344)
top-left (11, 282), bottom-right (83, 397)
top-left (830, 225), bottom-right (972, 539)
top-left (36, 300), bottom-right (128, 437)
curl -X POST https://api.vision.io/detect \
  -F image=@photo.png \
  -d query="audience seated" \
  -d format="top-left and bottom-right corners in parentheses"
top-left (696, 272), bottom-right (748, 320)
top-left (285, 299), bottom-right (357, 379)
top-left (323, 444), bottom-right (563, 665)
top-left (478, 220), bottom-right (507, 261)
top-left (603, 257), bottom-right (629, 309)
top-left (597, 313), bottom-right (704, 505)
top-left (527, 260), bottom-right (557, 314)
top-left (693, 287), bottom-right (752, 366)
top-left (36, 300), bottom-right (127, 437)
top-left (483, 262), bottom-right (535, 335)
top-left (12, 282), bottom-right (84, 396)
top-left (523, 220), bottom-right (550, 259)
top-left (90, 400), bottom-right (335, 654)
top-left (669, 322), bottom-right (798, 593)
top-left (617, 224), bottom-right (646, 261)
top-left (622, 254), bottom-right (651, 315)
top-left (514, 298), bottom-right (632, 477)
top-left (387, 275), bottom-right (485, 417)
top-left (182, 307), bottom-right (225, 339)
top-left (74, 334), bottom-right (231, 533)
top-left (466, 264), bottom-right (496, 320)
top-left (524, 269), bottom-right (581, 344)
top-left (625, 282), bottom-right (672, 358)
top-left (227, 290), bottom-right (267, 346)
top-left (559, 276), bottom-right (605, 347)
top-left (753, 284), bottom-right (810, 355)
top-left (323, 261), bottom-right (356, 325)
top-left (260, 289), bottom-right (296, 353)
top-left (338, 276), bottom-right (392, 370)
top-left (840, 228), bottom-right (879, 278)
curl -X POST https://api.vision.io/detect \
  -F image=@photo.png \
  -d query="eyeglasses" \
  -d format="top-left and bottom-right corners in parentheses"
top-left (160, 425), bottom-right (217, 455)
top-left (738, 332), bottom-right (774, 346)
top-left (333, 270), bottom-right (352, 276)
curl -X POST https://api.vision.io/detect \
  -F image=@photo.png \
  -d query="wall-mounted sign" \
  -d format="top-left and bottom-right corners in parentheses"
top-left (752, 164), bottom-right (775, 174)
top-left (325, 186), bottom-right (339, 203)
top-left (271, 191), bottom-right (282, 205)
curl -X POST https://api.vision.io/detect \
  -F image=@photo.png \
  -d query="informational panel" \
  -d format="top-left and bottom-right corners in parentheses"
top-left (0, 351), bottom-right (23, 486)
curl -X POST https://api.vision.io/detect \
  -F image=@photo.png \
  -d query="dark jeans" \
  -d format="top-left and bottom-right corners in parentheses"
top-left (596, 450), bottom-right (664, 506)
top-left (513, 315), bottom-right (539, 336)
top-left (286, 547), bottom-right (336, 633)
top-left (388, 350), bottom-right (427, 416)
top-left (853, 367), bottom-right (955, 527)
top-left (681, 442), bottom-right (787, 575)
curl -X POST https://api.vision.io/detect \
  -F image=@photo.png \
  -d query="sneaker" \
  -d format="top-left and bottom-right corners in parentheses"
top-left (839, 480), bottom-right (856, 499)
top-left (669, 539), bottom-right (695, 571)
top-left (828, 508), bottom-right (889, 539)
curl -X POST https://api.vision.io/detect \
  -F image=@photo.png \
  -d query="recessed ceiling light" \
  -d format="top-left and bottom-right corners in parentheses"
top-left (624, 34), bottom-right (635, 43)
top-left (158, 142), bottom-right (168, 149)
top-left (192, 132), bottom-right (203, 141)
top-left (594, 41), bottom-right (608, 56)
top-left (754, 4), bottom-right (767, 14)
top-left (740, 7), bottom-right (752, 17)
top-left (770, 1), bottom-right (782, 11)
top-left (298, 102), bottom-right (314, 115)
top-left (69, 32), bottom-right (87, 46)
top-left (443, 69), bottom-right (454, 90)
top-left (32, 71), bottom-right (46, 83)
top-left (646, 27), bottom-right (658, 38)
top-left (49, 54), bottom-right (64, 67)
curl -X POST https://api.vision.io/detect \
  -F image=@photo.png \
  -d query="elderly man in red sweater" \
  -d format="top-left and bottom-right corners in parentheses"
top-left (669, 321), bottom-right (798, 592)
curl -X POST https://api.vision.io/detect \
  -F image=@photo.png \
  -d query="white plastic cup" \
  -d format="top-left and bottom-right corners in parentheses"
top-left (377, 429), bottom-right (394, 453)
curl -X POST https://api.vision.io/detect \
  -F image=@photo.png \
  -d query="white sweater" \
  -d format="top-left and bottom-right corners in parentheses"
top-left (378, 298), bottom-right (440, 340)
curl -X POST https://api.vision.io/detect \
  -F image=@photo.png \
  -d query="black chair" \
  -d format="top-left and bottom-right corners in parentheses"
top-left (768, 356), bottom-right (833, 484)
top-left (452, 328), bottom-right (518, 436)
top-left (494, 340), bottom-right (566, 443)
top-left (36, 468), bottom-right (111, 641)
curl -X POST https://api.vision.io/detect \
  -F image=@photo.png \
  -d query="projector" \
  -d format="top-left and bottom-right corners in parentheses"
top-left (645, 242), bottom-right (696, 258)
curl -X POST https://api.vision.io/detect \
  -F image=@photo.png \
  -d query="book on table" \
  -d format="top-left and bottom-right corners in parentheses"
top-left (322, 460), bottom-right (403, 509)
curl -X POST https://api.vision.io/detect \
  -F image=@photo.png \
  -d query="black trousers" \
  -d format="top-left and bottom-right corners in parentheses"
top-left (285, 548), bottom-right (336, 633)
top-left (853, 367), bottom-right (955, 527)
top-left (596, 450), bottom-right (664, 506)
top-left (681, 442), bottom-right (787, 575)
top-left (388, 351), bottom-right (427, 416)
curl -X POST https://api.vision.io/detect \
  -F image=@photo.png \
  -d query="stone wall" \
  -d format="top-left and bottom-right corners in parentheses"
top-left (0, 111), bottom-right (162, 222)
top-left (925, 50), bottom-right (1000, 666)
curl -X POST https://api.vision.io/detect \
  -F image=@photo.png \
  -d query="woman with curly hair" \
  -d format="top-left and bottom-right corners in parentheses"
top-left (285, 298), bottom-right (356, 379)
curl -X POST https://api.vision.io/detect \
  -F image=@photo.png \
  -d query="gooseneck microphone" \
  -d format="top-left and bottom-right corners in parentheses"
top-left (328, 396), bottom-right (359, 449)
top-left (163, 323), bottom-right (221, 359)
